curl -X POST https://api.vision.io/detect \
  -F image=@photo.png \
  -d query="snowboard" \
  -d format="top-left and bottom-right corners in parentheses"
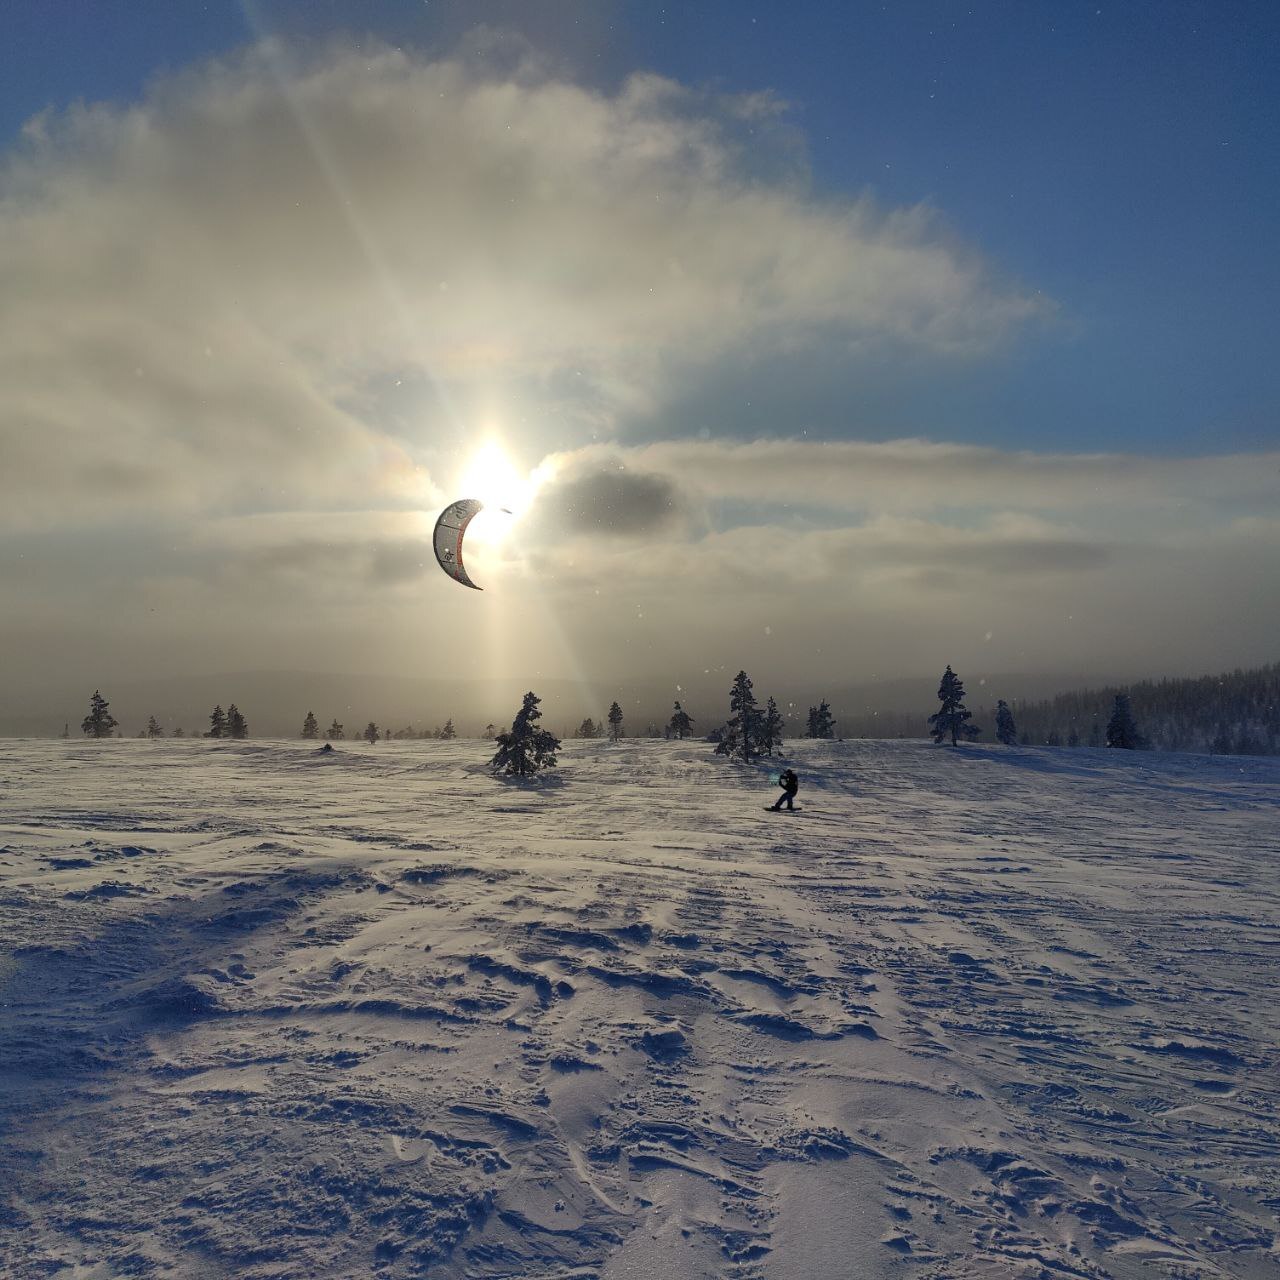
top-left (763, 806), bottom-right (802, 812)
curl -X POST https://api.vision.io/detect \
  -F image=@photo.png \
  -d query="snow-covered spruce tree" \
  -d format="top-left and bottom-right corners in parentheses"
top-left (761, 696), bottom-right (784, 756)
top-left (81, 690), bottom-right (118, 739)
top-left (226, 705), bottom-right (248, 740)
top-left (995, 699), bottom-right (1017, 746)
top-left (668, 701), bottom-right (694, 740)
top-left (929, 666), bottom-right (980, 746)
top-left (362, 722), bottom-right (379, 744)
top-left (146, 715), bottom-right (164, 739)
top-left (1105, 694), bottom-right (1144, 749)
top-left (576, 717), bottom-right (597, 739)
top-left (715, 670), bottom-right (759, 763)
top-left (607, 701), bottom-right (624, 741)
top-left (207, 705), bottom-right (226, 739)
top-left (806, 699), bottom-right (835, 739)
top-left (440, 718), bottom-right (456, 740)
top-left (301, 711), bottom-right (318, 739)
top-left (327, 718), bottom-right (344, 741)
top-left (490, 691), bottom-right (561, 777)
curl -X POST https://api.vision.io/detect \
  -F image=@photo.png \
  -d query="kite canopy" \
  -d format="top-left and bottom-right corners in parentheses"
top-left (433, 498), bottom-right (484, 590)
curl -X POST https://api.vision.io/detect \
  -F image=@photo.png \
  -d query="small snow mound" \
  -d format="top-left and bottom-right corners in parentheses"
top-left (400, 864), bottom-right (480, 885)
top-left (65, 879), bottom-right (151, 900)
top-left (135, 975), bottom-right (224, 1023)
top-left (773, 1127), bottom-right (859, 1161)
top-left (639, 1026), bottom-right (687, 1058)
top-left (1136, 1036), bottom-right (1244, 1066)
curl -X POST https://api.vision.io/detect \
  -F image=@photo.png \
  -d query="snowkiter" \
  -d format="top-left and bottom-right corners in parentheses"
top-left (771, 768), bottom-right (799, 811)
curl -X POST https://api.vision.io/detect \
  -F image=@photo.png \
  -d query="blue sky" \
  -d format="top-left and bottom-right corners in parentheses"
top-left (2, 1), bottom-right (1278, 693)
top-left (5, 0), bottom-right (1278, 454)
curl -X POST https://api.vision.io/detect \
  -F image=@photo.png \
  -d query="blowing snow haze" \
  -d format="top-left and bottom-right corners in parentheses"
top-left (2, 3), bottom-right (1278, 715)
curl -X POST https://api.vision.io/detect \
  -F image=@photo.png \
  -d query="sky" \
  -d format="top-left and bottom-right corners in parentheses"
top-left (2, 0), bottom-right (1278, 723)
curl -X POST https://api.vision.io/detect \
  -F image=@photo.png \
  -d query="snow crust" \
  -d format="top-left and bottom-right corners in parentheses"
top-left (1, 737), bottom-right (1277, 1278)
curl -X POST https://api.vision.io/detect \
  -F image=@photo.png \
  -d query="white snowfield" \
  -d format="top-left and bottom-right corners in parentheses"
top-left (1, 738), bottom-right (1277, 1279)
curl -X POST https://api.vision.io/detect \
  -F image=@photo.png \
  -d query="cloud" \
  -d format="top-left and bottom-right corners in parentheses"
top-left (5, 38), bottom-right (1275, 692)
top-left (532, 458), bottom-right (689, 538)
top-left (540, 439), bottom-right (1280, 522)
top-left (1, 40), bottom-right (1045, 531)
top-left (485, 439), bottom-right (1279, 683)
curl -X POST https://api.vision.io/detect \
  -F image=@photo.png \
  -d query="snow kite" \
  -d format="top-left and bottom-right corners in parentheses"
top-left (433, 498), bottom-right (510, 591)
top-left (433, 498), bottom-right (484, 590)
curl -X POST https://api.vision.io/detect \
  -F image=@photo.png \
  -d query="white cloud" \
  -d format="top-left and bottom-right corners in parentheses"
top-left (2, 40), bottom-right (1045, 531)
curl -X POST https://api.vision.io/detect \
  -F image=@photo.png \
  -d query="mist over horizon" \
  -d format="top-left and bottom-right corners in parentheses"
top-left (6, 659), bottom-right (1268, 742)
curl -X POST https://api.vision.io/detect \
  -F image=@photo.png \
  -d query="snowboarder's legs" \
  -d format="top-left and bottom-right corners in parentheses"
top-left (771, 792), bottom-right (793, 810)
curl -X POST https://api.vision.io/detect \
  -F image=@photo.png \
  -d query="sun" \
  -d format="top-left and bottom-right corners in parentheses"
top-left (457, 440), bottom-right (526, 511)
top-left (452, 440), bottom-right (542, 546)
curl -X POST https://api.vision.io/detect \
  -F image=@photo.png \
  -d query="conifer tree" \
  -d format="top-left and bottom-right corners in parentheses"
top-left (327, 719), bottom-right (344, 741)
top-left (483, 723), bottom-right (496, 740)
top-left (761, 696), bottom-right (784, 756)
top-left (1105, 694), bottom-right (1143, 749)
top-left (146, 715), bottom-right (164, 739)
top-left (929, 666), bottom-right (980, 746)
top-left (226, 705), bottom-right (248, 739)
top-left (490, 692), bottom-right (561, 776)
top-left (995, 699), bottom-right (1017, 746)
top-left (362, 722), bottom-right (379, 744)
top-left (607, 701), bottom-right (624, 741)
top-left (301, 711), bottom-right (318, 739)
top-left (715, 670), bottom-right (759, 763)
top-left (61, 723), bottom-right (70, 739)
top-left (668, 701), bottom-right (694, 740)
top-left (173, 727), bottom-right (185, 738)
top-left (440, 718), bottom-right (456, 740)
top-left (207, 705), bottom-right (226, 739)
top-left (81, 690), bottom-right (119, 739)
top-left (577, 717), bottom-right (597, 739)
top-left (805, 700), bottom-right (835, 739)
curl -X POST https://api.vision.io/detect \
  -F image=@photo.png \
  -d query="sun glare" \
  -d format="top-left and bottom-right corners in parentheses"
top-left (453, 440), bottom-right (542, 548)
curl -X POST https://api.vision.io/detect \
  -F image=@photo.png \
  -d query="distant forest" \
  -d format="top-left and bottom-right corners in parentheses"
top-left (973, 662), bottom-right (1280, 756)
top-left (57, 661), bottom-right (1279, 758)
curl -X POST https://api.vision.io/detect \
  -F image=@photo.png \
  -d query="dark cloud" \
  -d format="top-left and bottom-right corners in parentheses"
top-left (538, 464), bottom-right (685, 537)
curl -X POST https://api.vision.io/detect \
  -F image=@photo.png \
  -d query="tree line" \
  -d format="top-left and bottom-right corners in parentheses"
top-left (78, 691), bottom-right (248, 740)
top-left (68, 659), bottom-right (1277, 758)
top-left (973, 662), bottom-right (1279, 755)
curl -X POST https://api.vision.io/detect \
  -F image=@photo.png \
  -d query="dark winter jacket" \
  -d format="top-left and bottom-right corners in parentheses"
top-left (779, 769), bottom-right (799, 795)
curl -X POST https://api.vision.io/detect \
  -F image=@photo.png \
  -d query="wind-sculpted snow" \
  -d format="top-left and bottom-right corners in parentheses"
top-left (0, 737), bottom-right (1278, 1277)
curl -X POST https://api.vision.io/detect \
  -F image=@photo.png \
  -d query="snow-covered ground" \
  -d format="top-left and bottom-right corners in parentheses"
top-left (1, 737), bottom-right (1277, 1279)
